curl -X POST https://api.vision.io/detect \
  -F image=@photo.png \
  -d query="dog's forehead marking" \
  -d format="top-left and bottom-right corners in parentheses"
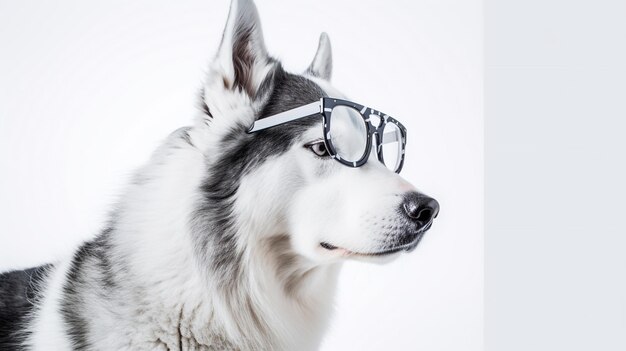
top-left (258, 70), bottom-right (325, 120)
top-left (305, 76), bottom-right (346, 101)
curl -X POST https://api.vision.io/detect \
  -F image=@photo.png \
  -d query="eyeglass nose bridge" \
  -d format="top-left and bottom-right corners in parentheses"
top-left (367, 113), bottom-right (383, 129)
top-left (369, 130), bottom-right (386, 164)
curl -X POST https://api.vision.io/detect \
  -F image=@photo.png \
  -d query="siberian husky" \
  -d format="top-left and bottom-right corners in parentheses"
top-left (0, 0), bottom-right (439, 349)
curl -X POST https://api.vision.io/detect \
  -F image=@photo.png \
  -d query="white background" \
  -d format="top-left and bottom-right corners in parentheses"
top-left (486, 0), bottom-right (626, 350)
top-left (0, 1), bottom-right (483, 350)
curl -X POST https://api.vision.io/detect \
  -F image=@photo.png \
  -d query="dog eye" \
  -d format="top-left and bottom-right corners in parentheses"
top-left (306, 141), bottom-right (330, 157)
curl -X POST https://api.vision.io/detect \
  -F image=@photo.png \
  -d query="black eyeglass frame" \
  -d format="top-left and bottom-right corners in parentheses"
top-left (247, 97), bottom-right (407, 173)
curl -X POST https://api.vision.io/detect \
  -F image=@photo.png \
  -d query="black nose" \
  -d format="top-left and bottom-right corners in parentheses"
top-left (402, 192), bottom-right (439, 229)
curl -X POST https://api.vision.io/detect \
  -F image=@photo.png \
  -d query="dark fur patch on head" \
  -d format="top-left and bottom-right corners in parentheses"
top-left (0, 264), bottom-right (52, 350)
top-left (192, 66), bottom-right (326, 291)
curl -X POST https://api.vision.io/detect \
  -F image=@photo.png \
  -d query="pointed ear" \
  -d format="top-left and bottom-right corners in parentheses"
top-left (306, 32), bottom-right (333, 81)
top-left (214, 0), bottom-right (274, 98)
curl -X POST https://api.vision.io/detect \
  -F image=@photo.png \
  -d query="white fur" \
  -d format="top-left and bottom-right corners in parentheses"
top-left (27, 261), bottom-right (74, 350)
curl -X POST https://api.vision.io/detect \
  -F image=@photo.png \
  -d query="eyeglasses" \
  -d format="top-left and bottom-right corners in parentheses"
top-left (247, 97), bottom-right (407, 173)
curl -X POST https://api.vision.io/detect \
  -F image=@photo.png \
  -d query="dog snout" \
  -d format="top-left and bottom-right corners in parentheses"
top-left (402, 192), bottom-right (439, 230)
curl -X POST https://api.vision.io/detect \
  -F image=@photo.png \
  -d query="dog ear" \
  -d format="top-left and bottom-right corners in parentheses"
top-left (306, 32), bottom-right (332, 81)
top-left (213, 0), bottom-right (274, 98)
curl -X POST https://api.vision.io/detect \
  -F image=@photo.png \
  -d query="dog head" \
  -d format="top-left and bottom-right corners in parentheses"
top-left (193, 0), bottom-right (439, 269)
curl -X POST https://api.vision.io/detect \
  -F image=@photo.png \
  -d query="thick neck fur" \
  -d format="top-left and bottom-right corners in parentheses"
top-left (100, 128), bottom-right (340, 350)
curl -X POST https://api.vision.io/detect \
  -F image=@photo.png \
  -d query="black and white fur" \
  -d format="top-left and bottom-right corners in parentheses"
top-left (0, 0), bottom-right (438, 350)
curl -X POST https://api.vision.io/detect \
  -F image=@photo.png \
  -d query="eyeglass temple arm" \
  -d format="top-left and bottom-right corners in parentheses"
top-left (247, 101), bottom-right (322, 133)
top-left (248, 100), bottom-right (402, 143)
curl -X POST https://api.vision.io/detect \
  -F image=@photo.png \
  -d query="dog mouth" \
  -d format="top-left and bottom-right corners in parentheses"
top-left (320, 222), bottom-right (432, 257)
